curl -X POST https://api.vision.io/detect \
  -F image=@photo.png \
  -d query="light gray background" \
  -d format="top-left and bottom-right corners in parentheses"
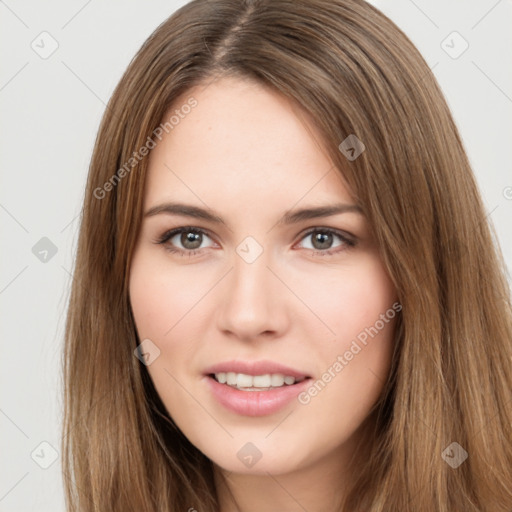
top-left (1, 1), bottom-right (511, 510)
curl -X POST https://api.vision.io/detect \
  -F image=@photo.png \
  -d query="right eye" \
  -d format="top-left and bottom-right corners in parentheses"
top-left (154, 227), bottom-right (217, 256)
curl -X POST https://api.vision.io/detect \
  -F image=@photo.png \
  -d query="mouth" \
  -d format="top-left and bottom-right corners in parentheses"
top-left (205, 371), bottom-right (313, 416)
top-left (207, 372), bottom-right (312, 391)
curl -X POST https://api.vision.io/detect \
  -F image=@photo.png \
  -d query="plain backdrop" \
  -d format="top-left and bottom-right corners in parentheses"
top-left (1, 1), bottom-right (511, 510)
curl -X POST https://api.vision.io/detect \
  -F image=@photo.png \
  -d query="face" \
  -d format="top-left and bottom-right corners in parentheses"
top-left (129, 76), bottom-right (398, 480)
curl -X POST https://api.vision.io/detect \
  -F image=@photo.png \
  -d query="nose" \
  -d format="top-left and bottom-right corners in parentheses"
top-left (215, 248), bottom-right (290, 341)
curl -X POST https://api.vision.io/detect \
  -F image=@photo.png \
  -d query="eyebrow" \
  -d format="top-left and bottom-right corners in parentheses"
top-left (143, 202), bottom-right (364, 225)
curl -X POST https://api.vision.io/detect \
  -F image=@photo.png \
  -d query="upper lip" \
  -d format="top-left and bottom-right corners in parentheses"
top-left (204, 360), bottom-right (311, 378)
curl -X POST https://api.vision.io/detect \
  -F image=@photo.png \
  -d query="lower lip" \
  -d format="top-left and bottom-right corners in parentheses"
top-left (204, 375), bottom-right (312, 417)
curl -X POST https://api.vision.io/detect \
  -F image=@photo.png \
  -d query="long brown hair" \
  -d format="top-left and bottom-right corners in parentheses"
top-left (61, 0), bottom-right (512, 510)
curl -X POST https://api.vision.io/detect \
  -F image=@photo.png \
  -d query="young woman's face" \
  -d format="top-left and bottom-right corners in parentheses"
top-left (129, 76), bottom-right (399, 479)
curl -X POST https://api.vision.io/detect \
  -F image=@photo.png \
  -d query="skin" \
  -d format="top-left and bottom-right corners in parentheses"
top-left (129, 76), bottom-right (399, 512)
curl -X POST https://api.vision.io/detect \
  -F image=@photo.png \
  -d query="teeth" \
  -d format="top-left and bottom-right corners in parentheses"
top-left (283, 376), bottom-right (296, 385)
top-left (214, 372), bottom-right (306, 389)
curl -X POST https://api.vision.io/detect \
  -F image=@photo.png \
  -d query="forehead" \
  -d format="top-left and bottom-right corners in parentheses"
top-left (144, 77), bottom-right (353, 213)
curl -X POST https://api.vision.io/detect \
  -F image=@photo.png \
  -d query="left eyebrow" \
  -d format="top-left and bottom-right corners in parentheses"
top-left (278, 203), bottom-right (364, 225)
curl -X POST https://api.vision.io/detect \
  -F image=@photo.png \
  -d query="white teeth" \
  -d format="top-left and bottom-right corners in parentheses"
top-left (284, 376), bottom-right (296, 385)
top-left (237, 373), bottom-right (253, 388)
top-left (216, 372), bottom-right (227, 384)
top-left (213, 372), bottom-right (306, 389)
top-left (271, 374), bottom-right (285, 387)
top-left (253, 374), bottom-right (272, 387)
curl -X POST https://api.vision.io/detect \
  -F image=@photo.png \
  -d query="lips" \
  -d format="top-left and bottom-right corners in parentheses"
top-left (203, 359), bottom-right (311, 379)
top-left (204, 372), bottom-right (313, 416)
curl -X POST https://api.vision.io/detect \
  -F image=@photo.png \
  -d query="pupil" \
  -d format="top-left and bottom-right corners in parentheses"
top-left (313, 232), bottom-right (332, 250)
top-left (181, 231), bottom-right (202, 249)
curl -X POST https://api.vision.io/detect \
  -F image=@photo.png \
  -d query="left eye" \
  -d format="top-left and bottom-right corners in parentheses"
top-left (297, 229), bottom-right (354, 252)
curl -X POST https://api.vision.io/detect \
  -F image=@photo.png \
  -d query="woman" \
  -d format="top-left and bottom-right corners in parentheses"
top-left (61, 0), bottom-right (512, 510)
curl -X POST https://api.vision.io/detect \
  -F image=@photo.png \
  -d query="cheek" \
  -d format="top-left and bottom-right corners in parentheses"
top-left (295, 253), bottom-right (398, 414)
top-left (129, 250), bottom-right (213, 339)
top-left (129, 250), bottom-right (208, 416)
top-left (291, 252), bottom-right (398, 346)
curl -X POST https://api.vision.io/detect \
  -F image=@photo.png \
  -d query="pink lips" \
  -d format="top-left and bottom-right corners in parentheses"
top-left (205, 374), bottom-right (312, 416)
top-left (203, 359), bottom-right (313, 417)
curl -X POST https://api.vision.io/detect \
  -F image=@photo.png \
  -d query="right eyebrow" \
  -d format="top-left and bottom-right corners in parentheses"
top-left (144, 202), bottom-right (226, 225)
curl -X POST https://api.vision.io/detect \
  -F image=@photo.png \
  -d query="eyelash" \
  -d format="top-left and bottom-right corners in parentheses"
top-left (153, 226), bottom-right (357, 258)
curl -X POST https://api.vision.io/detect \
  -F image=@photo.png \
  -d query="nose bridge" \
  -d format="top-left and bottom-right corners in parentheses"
top-left (232, 250), bottom-right (271, 301)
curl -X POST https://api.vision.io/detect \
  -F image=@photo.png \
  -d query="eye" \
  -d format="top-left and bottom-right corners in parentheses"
top-left (154, 227), bottom-right (216, 255)
top-left (297, 228), bottom-right (356, 255)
